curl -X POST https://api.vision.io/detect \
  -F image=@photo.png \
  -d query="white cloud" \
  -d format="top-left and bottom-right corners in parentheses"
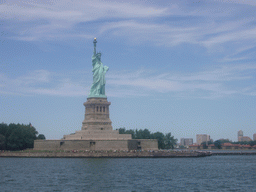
top-left (2, 0), bottom-right (169, 20)
top-left (1, 0), bottom-right (169, 41)
top-left (201, 27), bottom-right (256, 48)
top-left (215, 0), bottom-right (256, 6)
top-left (30, 82), bottom-right (86, 96)
top-left (0, 64), bottom-right (255, 98)
top-left (169, 65), bottom-right (256, 82)
top-left (1, 0), bottom-right (256, 62)
top-left (0, 70), bottom-right (87, 96)
top-left (99, 20), bottom-right (200, 46)
top-left (98, 18), bottom-right (256, 55)
top-left (107, 64), bottom-right (256, 98)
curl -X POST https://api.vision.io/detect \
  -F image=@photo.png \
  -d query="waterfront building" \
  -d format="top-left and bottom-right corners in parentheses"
top-left (253, 133), bottom-right (256, 141)
top-left (196, 134), bottom-right (210, 145)
top-left (208, 144), bottom-right (217, 149)
top-left (189, 144), bottom-right (201, 150)
top-left (189, 143), bottom-right (256, 150)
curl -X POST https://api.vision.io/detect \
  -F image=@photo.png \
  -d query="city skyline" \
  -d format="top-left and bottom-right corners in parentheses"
top-left (1, 0), bottom-right (256, 141)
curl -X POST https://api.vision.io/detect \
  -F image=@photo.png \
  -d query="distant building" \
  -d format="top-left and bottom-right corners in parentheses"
top-left (189, 144), bottom-right (201, 150)
top-left (239, 136), bottom-right (252, 142)
top-left (253, 133), bottom-right (256, 141)
top-left (238, 130), bottom-right (252, 142)
top-left (196, 134), bottom-right (210, 145)
top-left (180, 138), bottom-right (193, 147)
top-left (189, 143), bottom-right (256, 150)
top-left (238, 130), bottom-right (243, 141)
top-left (221, 143), bottom-right (256, 150)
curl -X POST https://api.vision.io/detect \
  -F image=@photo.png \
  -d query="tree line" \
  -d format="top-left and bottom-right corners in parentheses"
top-left (0, 123), bottom-right (46, 151)
top-left (118, 128), bottom-right (177, 149)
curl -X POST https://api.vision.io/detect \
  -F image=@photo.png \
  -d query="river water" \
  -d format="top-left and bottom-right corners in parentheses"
top-left (1, 156), bottom-right (256, 191)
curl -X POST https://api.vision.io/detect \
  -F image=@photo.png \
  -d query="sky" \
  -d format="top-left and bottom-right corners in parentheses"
top-left (0, 0), bottom-right (256, 142)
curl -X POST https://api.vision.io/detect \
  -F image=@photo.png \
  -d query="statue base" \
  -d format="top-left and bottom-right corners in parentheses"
top-left (63, 97), bottom-right (131, 140)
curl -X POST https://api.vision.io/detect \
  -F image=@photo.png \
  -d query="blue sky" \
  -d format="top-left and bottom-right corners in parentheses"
top-left (1, 0), bottom-right (256, 142)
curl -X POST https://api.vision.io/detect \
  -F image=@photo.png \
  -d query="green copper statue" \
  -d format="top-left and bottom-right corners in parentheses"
top-left (88, 38), bottom-right (109, 98)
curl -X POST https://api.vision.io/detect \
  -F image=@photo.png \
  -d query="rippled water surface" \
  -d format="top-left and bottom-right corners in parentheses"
top-left (1, 156), bottom-right (256, 191)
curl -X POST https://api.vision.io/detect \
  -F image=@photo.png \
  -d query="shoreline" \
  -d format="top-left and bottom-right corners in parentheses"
top-left (211, 151), bottom-right (256, 155)
top-left (0, 150), bottom-right (211, 158)
top-left (1, 150), bottom-right (256, 158)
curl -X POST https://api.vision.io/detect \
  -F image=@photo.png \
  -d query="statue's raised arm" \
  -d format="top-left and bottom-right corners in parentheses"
top-left (93, 38), bottom-right (97, 56)
top-left (88, 38), bottom-right (109, 98)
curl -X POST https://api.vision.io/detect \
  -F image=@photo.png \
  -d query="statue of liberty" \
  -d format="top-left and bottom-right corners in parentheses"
top-left (88, 38), bottom-right (109, 98)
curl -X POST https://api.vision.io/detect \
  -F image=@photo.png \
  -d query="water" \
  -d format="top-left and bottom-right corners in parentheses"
top-left (0, 156), bottom-right (256, 191)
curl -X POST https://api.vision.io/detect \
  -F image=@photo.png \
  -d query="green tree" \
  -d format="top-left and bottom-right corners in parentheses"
top-left (135, 129), bottom-right (151, 139)
top-left (118, 128), bottom-right (126, 134)
top-left (126, 129), bottom-right (135, 139)
top-left (219, 139), bottom-right (231, 143)
top-left (118, 128), bottom-right (135, 139)
top-left (214, 140), bottom-right (222, 149)
top-left (37, 134), bottom-right (46, 140)
top-left (163, 132), bottom-right (177, 149)
top-left (135, 129), bottom-right (142, 139)
top-left (0, 123), bottom-right (8, 136)
top-left (232, 141), bottom-right (250, 145)
top-left (249, 140), bottom-right (256, 146)
top-left (0, 123), bottom-right (42, 151)
top-left (142, 129), bottom-right (151, 139)
top-left (151, 132), bottom-right (165, 149)
top-left (0, 134), bottom-right (5, 150)
top-left (23, 124), bottom-right (38, 148)
top-left (118, 128), bottom-right (177, 149)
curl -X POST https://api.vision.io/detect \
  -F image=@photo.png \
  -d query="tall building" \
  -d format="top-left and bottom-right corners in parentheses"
top-left (196, 134), bottom-right (210, 145)
top-left (180, 138), bottom-right (193, 146)
top-left (238, 130), bottom-right (243, 141)
top-left (253, 133), bottom-right (256, 141)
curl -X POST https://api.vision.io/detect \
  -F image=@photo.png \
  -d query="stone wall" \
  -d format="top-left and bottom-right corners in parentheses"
top-left (34, 140), bottom-right (63, 150)
top-left (140, 139), bottom-right (158, 150)
top-left (63, 130), bottom-right (132, 140)
top-left (128, 140), bottom-right (138, 150)
top-left (93, 140), bottom-right (128, 150)
top-left (34, 139), bottom-right (158, 151)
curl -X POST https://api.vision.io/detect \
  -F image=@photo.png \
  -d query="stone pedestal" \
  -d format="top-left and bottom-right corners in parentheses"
top-left (82, 97), bottom-right (112, 131)
top-left (63, 97), bottom-right (132, 140)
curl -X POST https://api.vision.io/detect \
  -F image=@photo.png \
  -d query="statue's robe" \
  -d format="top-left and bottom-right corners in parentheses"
top-left (89, 54), bottom-right (109, 97)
